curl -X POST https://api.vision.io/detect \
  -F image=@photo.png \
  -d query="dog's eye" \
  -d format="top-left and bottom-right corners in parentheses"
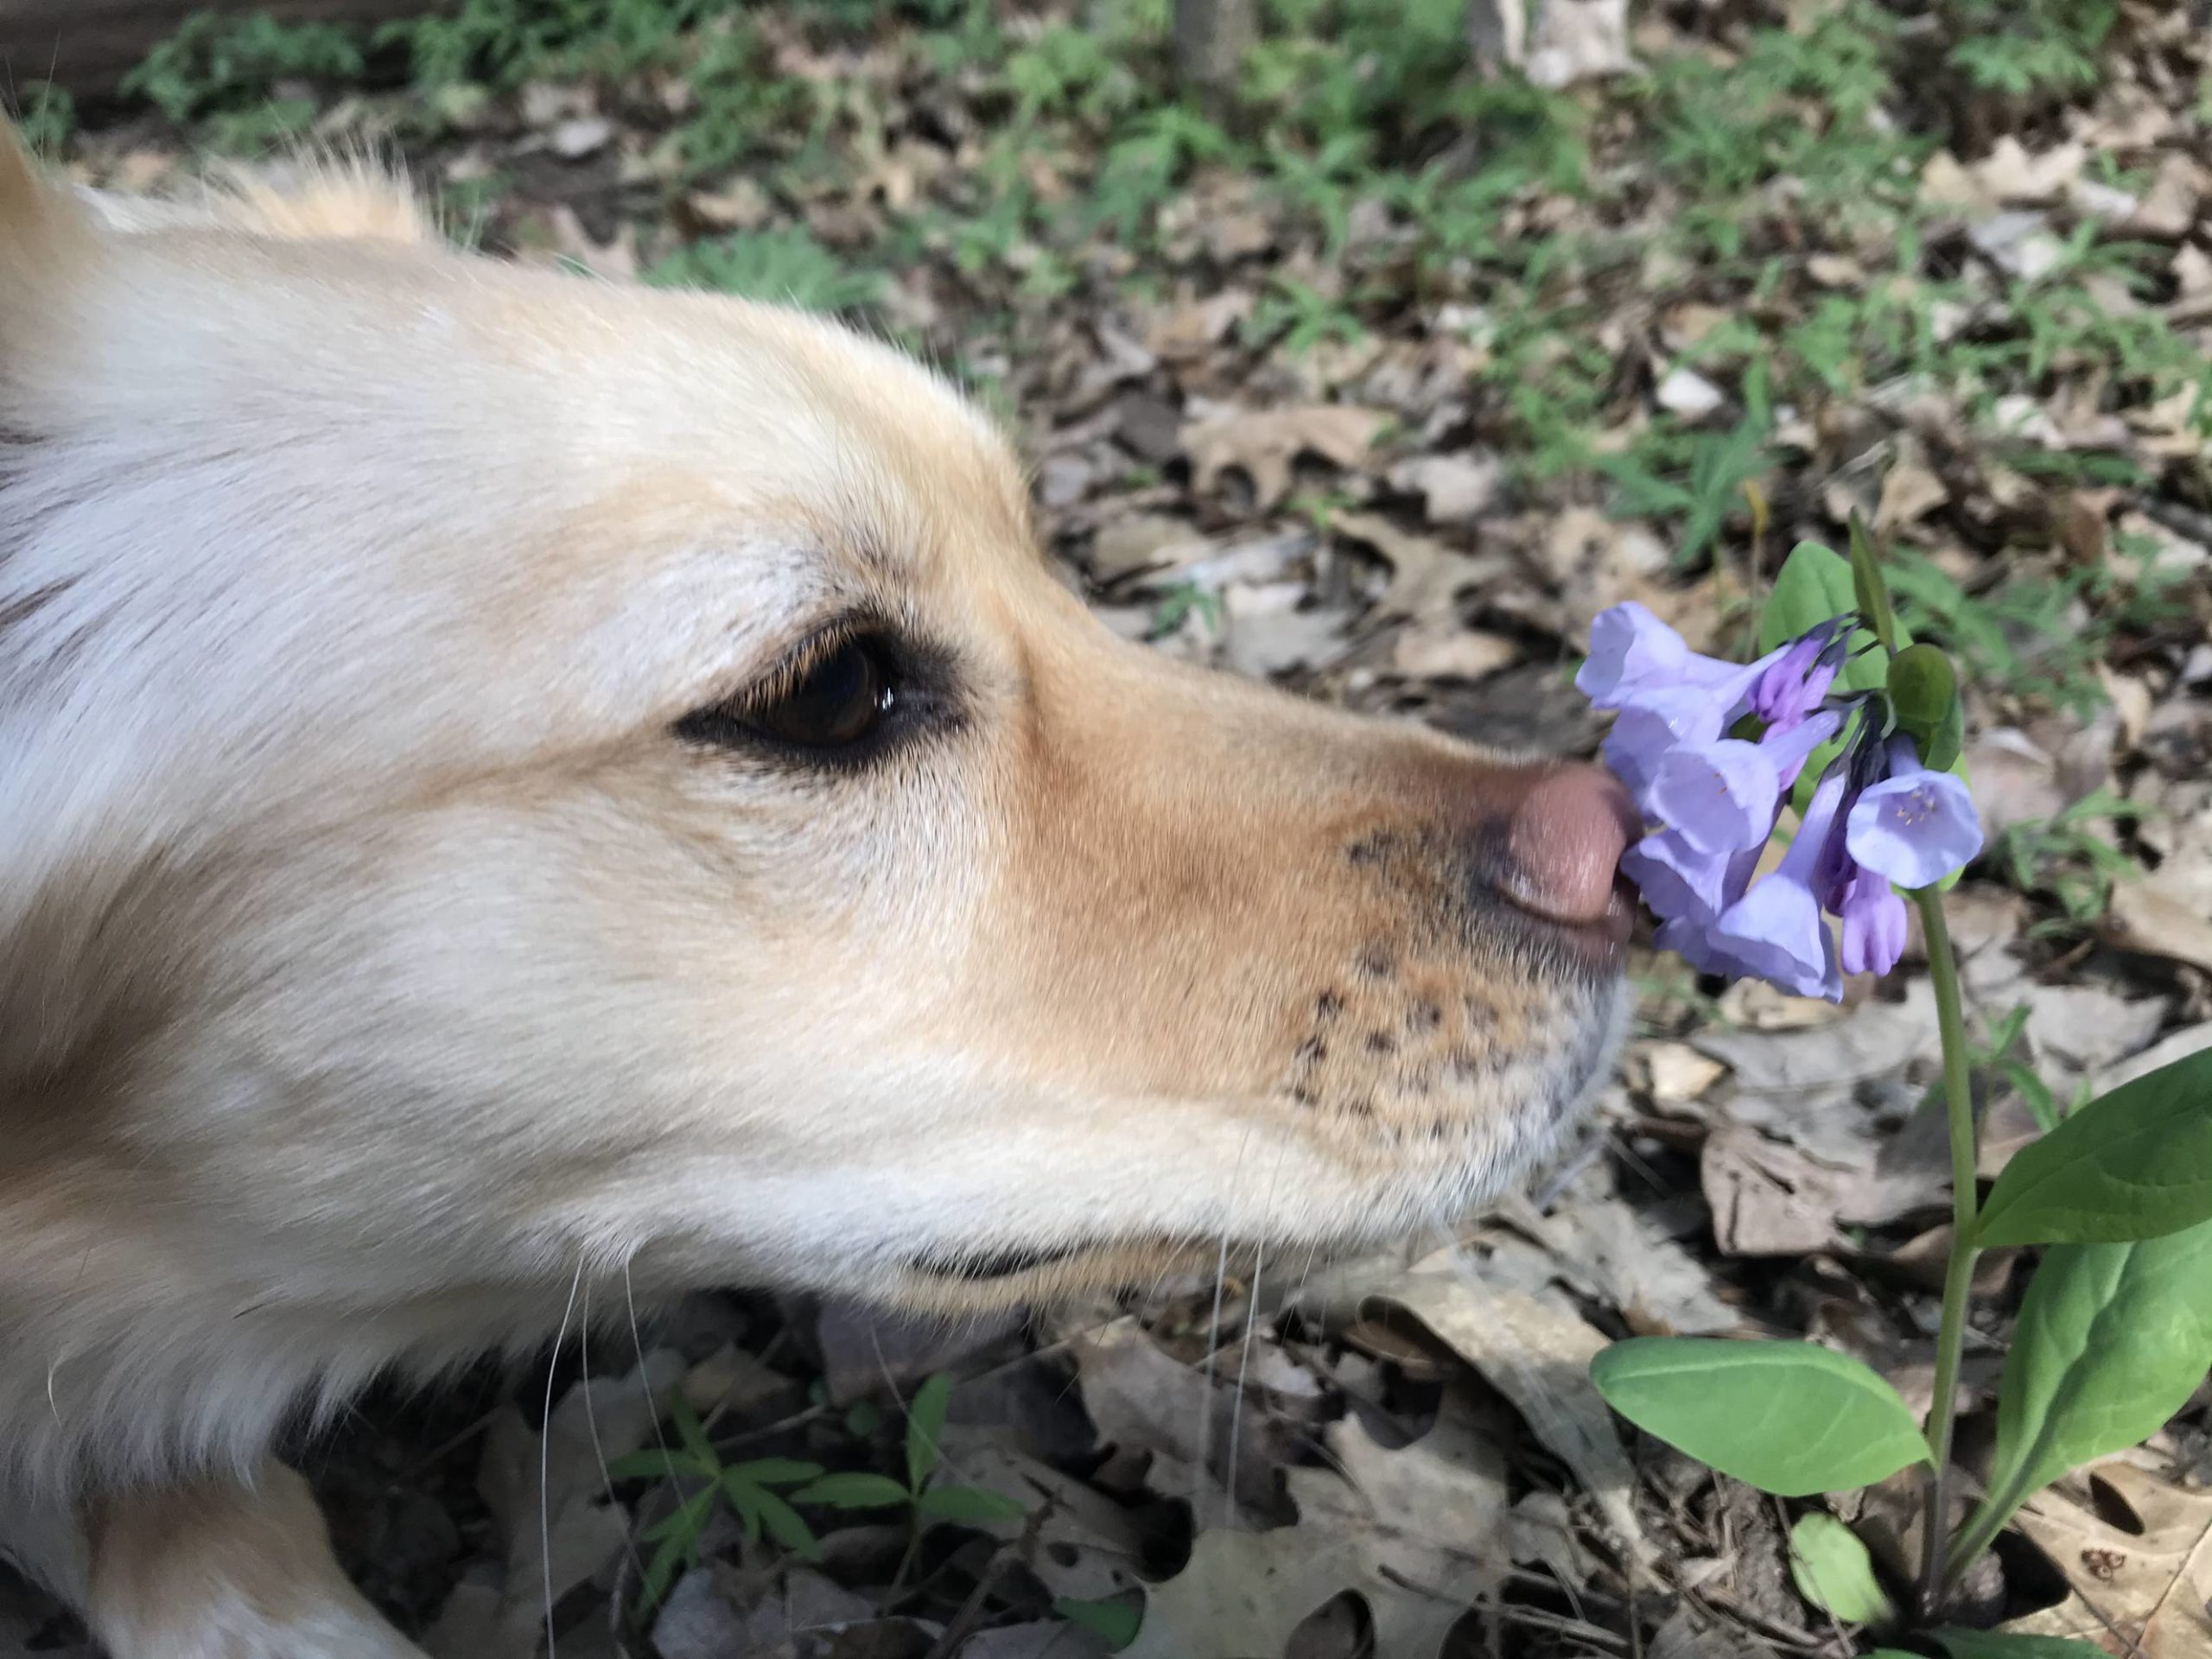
top-left (754, 635), bottom-right (895, 747)
top-left (678, 631), bottom-right (901, 758)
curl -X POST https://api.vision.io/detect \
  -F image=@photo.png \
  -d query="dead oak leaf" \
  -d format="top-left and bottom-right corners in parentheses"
top-left (1182, 405), bottom-right (1387, 512)
top-left (932, 1432), bottom-right (1150, 1602)
top-left (1701, 1123), bottom-right (1871, 1255)
top-left (1332, 510), bottom-right (1504, 622)
top-left (1390, 620), bottom-right (1521, 682)
top-left (1301, 1252), bottom-right (1647, 1559)
top-left (2001, 1459), bottom-right (2212, 1657)
top-left (1124, 1397), bottom-right (1510, 1659)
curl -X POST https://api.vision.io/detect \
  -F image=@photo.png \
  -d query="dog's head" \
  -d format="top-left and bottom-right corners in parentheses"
top-left (0, 131), bottom-right (1632, 1317)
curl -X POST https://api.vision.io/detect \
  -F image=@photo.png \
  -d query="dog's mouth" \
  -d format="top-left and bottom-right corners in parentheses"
top-left (897, 1234), bottom-right (1229, 1302)
top-left (909, 1241), bottom-right (1092, 1282)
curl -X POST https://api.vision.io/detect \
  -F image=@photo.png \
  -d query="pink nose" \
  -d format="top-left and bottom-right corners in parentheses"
top-left (1502, 765), bottom-right (1639, 927)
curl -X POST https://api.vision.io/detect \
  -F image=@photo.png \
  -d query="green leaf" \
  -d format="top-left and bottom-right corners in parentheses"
top-left (667, 1395), bottom-right (719, 1471)
top-left (1978, 1048), bottom-right (2212, 1246)
top-left (639, 1524), bottom-right (698, 1611)
top-left (792, 1471), bottom-right (911, 1510)
top-left (1785, 1512), bottom-right (1897, 1626)
top-left (1930, 1632), bottom-right (2113, 1657)
top-left (639, 1483), bottom-right (717, 1547)
top-left (748, 1486), bottom-right (822, 1559)
top-left (1761, 542), bottom-right (1853, 653)
top-left (1923, 684), bottom-right (1966, 773)
top-left (604, 1448), bottom-right (710, 1483)
top-left (1054, 1594), bottom-right (1143, 1649)
top-left (1590, 1338), bottom-right (1930, 1497)
top-left (1961, 1217), bottom-right (2212, 1559)
top-left (1761, 543), bottom-right (1891, 693)
top-left (1888, 644), bottom-right (1960, 766)
top-left (915, 1483), bottom-right (1030, 1527)
top-left (722, 1476), bottom-right (763, 1542)
top-left (1848, 511), bottom-right (1900, 652)
top-left (728, 1458), bottom-right (824, 1488)
top-left (906, 1373), bottom-right (952, 1494)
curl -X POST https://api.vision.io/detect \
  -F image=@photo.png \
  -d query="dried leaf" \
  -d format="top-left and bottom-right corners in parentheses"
top-left (1335, 511), bottom-right (1503, 621)
top-left (1125, 1398), bottom-right (1510, 1659)
top-left (1388, 451), bottom-right (1503, 525)
top-left (2002, 1460), bottom-right (2212, 1656)
top-left (1182, 405), bottom-right (1386, 511)
top-left (1523, 0), bottom-right (1638, 90)
top-left (1390, 620), bottom-right (1520, 682)
top-left (1305, 1252), bottom-right (1647, 1556)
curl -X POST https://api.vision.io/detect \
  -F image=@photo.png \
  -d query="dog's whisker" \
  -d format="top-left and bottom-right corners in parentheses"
top-left (1196, 1126), bottom-right (1253, 1529)
top-left (621, 1256), bottom-right (683, 1529)
top-left (1224, 1136), bottom-right (1296, 1529)
top-left (543, 1257), bottom-right (585, 1659)
top-left (575, 1275), bottom-right (649, 1593)
top-left (1286, 1235), bottom-right (1326, 1335)
top-left (1224, 1232), bottom-right (1265, 1534)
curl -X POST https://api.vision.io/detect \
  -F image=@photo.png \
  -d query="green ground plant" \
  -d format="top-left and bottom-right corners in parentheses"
top-left (1591, 541), bottom-right (2212, 1656)
top-left (609, 1372), bottom-right (1028, 1615)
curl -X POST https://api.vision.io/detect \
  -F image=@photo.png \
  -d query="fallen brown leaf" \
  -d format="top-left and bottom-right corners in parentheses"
top-left (1181, 405), bottom-right (1387, 512)
top-left (2002, 1459), bottom-right (2212, 1656)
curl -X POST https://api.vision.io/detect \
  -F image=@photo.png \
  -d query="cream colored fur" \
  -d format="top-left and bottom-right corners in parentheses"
top-left (0, 130), bottom-right (1624, 1655)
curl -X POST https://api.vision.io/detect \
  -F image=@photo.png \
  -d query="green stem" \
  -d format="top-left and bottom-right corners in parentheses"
top-left (1915, 889), bottom-right (1980, 1619)
top-left (1947, 1471), bottom-right (2029, 1587)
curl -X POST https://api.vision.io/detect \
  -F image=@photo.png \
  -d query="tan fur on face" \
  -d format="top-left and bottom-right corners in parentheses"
top-left (0, 124), bottom-right (1624, 1633)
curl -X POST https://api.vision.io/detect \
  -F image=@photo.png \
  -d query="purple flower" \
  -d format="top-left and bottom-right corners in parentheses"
top-left (1837, 868), bottom-right (1910, 976)
top-left (1599, 653), bottom-right (1787, 810)
top-left (1648, 710), bottom-right (1842, 855)
top-left (1581, 598), bottom-right (1978, 1003)
top-left (1749, 623), bottom-right (1844, 733)
top-left (1620, 833), bottom-right (1760, 925)
top-left (1701, 771), bottom-right (1849, 1001)
top-left (1656, 915), bottom-right (1762, 981)
top-left (1846, 737), bottom-right (1983, 890)
top-left (1577, 602), bottom-right (1747, 709)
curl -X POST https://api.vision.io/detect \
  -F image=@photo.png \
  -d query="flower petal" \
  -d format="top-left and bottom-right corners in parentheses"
top-left (1837, 872), bottom-right (1909, 977)
top-left (1601, 707), bottom-right (1675, 807)
top-left (1846, 766), bottom-right (1983, 888)
top-left (1711, 874), bottom-right (1841, 1000)
top-left (1655, 917), bottom-right (1762, 981)
top-left (1651, 740), bottom-right (1779, 855)
top-left (1622, 831), bottom-right (1736, 922)
top-left (1577, 602), bottom-right (1689, 708)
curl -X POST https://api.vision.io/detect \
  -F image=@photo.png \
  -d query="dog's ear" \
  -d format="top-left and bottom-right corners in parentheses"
top-left (0, 120), bottom-right (93, 306)
top-left (216, 156), bottom-right (435, 245)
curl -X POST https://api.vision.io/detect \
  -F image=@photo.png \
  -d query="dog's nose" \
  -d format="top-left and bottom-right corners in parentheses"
top-left (1499, 764), bottom-right (1640, 927)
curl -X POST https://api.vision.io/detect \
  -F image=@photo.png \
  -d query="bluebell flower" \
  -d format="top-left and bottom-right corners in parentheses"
top-left (1584, 601), bottom-right (1980, 1001)
top-left (1700, 770), bottom-right (1848, 1001)
top-left (1847, 737), bottom-right (1984, 890)
top-left (1648, 709), bottom-right (1842, 855)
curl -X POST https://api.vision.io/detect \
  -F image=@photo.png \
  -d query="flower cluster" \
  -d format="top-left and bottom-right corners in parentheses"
top-left (1580, 602), bottom-right (1983, 999)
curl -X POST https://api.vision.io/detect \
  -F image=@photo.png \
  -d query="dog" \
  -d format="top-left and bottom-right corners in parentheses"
top-left (0, 122), bottom-right (1634, 1656)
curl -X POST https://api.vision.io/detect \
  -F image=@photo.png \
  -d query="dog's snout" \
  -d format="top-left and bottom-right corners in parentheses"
top-left (1498, 764), bottom-right (1639, 929)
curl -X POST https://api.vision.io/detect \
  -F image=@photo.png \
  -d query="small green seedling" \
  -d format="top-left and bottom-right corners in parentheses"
top-left (1148, 582), bottom-right (1221, 641)
top-left (791, 1372), bottom-right (1028, 1533)
top-left (604, 1395), bottom-right (825, 1608)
